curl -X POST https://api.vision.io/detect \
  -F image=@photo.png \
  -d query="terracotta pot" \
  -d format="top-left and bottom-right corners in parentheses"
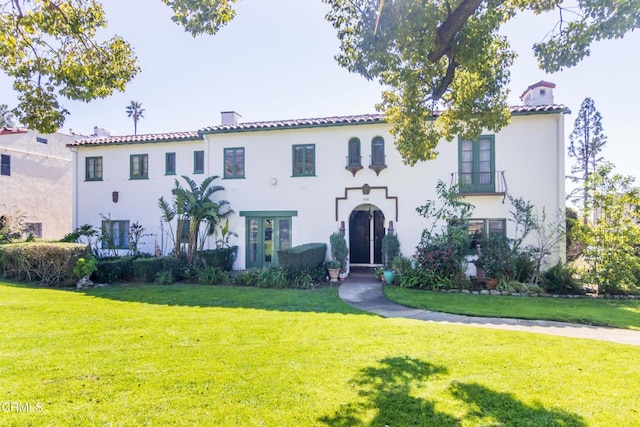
top-left (485, 278), bottom-right (498, 290)
top-left (328, 268), bottom-right (340, 283)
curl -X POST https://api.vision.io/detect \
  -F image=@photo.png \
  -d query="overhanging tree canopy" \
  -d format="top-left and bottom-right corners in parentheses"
top-left (2, 0), bottom-right (637, 163)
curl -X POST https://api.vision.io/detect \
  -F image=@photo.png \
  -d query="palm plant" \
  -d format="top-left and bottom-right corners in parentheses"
top-left (126, 100), bottom-right (145, 135)
top-left (159, 175), bottom-right (232, 263)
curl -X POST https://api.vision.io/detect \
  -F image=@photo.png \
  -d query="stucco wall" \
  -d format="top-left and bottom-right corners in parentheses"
top-left (0, 130), bottom-right (74, 240)
top-left (72, 111), bottom-right (566, 269)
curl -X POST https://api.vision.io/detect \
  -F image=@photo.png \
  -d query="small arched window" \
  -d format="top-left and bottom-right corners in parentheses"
top-left (371, 137), bottom-right (385, 165)
top-left (348, 138), bottom-right (361, 166)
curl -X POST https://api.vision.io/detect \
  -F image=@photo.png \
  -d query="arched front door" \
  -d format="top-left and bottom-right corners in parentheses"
top-left (349, 205), bottom-right (385, 266)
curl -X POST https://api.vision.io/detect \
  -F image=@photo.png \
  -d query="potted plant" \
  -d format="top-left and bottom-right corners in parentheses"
top-left (330, 231), bottom-right (349, 278)
top-left (325, 260), bottom-right (341, 283)
top-left (381, 233), bottom-right (400, 284)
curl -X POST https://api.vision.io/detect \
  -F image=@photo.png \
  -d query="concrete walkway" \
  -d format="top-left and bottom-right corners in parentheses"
top-left (339, 270), bottom-right (640, 346)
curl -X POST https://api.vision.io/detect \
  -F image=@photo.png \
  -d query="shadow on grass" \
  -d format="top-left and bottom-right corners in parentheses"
top-left (0, 280), bottom-right (368, 315)
top-left (320, 356), bottom-right (586, 426)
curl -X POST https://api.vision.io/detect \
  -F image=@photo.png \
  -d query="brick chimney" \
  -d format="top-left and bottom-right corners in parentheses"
top-left (520, 81), bottom-right (555, 106)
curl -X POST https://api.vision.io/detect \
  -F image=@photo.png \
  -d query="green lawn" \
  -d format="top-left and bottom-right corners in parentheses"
top-left (1, 281), bottom-right (640, 426)
top-left (384, 286), bottom-right (640, 330)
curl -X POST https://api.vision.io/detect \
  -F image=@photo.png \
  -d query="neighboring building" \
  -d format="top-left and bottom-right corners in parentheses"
top-left (68, 83), bottom-right (569, 271)
top-left (0, 128), bottom-right (78, 240)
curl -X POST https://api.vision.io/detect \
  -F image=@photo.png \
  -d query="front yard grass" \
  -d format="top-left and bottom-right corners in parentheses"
top-left (384, 285), bottom-right (640, 330)
top-left (1, 280), bottom-right (640, 426)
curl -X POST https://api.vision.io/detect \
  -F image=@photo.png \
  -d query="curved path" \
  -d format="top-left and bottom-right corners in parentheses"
top-left (339, 270), bottom-right (640, 346)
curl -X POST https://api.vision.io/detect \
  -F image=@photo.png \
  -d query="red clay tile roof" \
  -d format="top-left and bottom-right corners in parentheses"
top-left (67, 105), bottom-right (570, 147)
top-left (201, 105), bottom-right (570, 134)
top-left (520, 80), bottom-right (557, 99)
top-left (0, 127), bottom-right (29, 135)
top-left (67, 131), bottom-right (201, 147)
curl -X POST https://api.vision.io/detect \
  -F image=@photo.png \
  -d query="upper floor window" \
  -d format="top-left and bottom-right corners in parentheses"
top-left (1, 154), bottom-right (10, 176)
top-left (224, 147), bottom-right (245, 179)
top-left (292, 144), bottom-right (315, 177)
top-left (348, 138), bottom-right (361, 166)
top-left (101, 219), bottom-right (130, 249)
top-left (86, 157), bottom-right (103, 181)
top-left (36, 137), bottom-right (48, 144)
top-left (371, 137), bottom-right (386, 165)
top-left (194, 150), bottom-right (205, 174)
top-left (458, 135), bottom-right (495, 193)
top-left (166, 152), bottom-right (176, 175)
top-left (130, 154), bottom-right (148, 180)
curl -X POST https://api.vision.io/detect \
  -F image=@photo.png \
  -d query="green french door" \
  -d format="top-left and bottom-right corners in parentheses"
top-left (243, 212), bottom-right (295, 269)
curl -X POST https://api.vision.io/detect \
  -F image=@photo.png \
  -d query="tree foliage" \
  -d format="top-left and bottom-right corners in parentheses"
top-left (0, 104), bottom-right (15, 127)
top-left (567, 97), bottom-right (607, 221)
top-left (0, 0), bottom-right (139, 132)
top-left (574, 163), bottom-right (640, 294)
top-left (160, 0), bottom-right (639, 164)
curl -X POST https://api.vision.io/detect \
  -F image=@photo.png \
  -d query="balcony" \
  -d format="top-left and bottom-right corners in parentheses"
top-left (450, 171), bottom-right (508, 195)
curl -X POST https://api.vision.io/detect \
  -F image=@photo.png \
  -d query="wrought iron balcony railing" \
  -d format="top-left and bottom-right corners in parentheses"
top-left (450, 171), bottom-right (508, 195)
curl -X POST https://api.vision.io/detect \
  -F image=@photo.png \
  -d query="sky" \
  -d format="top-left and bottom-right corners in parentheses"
top-left (1, 0), bottom-right (639, 178)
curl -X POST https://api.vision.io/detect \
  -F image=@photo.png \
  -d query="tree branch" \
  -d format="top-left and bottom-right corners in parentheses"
top-left (428, 0), bottom-right (484, 62)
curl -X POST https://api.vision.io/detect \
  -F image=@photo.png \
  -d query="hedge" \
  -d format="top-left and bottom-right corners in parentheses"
top-left (0, 242), bottom-right (89, 286)
top-left (94, 257), bottom-right (135, 284)
top-left (197, 246), bottom-right (238, 271)
top-left (277, 243), bottom-right (326, 271)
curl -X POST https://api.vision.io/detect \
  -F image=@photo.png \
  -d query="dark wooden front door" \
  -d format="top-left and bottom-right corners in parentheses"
top-left (349, 208), bottom-right (384, 265)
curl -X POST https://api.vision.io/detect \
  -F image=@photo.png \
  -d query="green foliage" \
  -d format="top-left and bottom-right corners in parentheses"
top-left (231, 269), bottom-right (260, 287)
top-left (128, 221), bottom-right (148, 256)
top-left (325, 260), bottom-right (340, 270)
top-left (257, 268), bottom-right (288, 289)
top-left (0, 0), bottom-right (139, 132)
top-left (575, 163), bottom-right (640, 294)
top-left (0, 242), bottom-right (89, 286)
top-left (277, 243), bottom-right (327, 271)
top-left (197, 266), bottom-right (228, 285)
top-left (72, 256), bottom-right (97, 279)
top-left (0, 212), bottom-right (26, 244)
top-left (329, 232), bottom-right (348, 272)
top-left (154, 270), bottom-right (174, 285)
top-left (0, 104), bottom-right (14, 127)
top-left (197, 246), bottom-right (237, 271)
top-left (542, 262), bottom-right (582, 295)
top-left (381, 233), bottom-right (400, 269)
top-left (513, 251), bottom-right (536, 284)
top-left (94, 257), bottom-right (135, 284)
top-left (158, 175), bottom-right (232, 263)
top-left (476, 234), bottom-right (514, 281)
top-left (132, 257), bottom-right (164, 283)
top-left (391, 255), bottom-right (412, 276)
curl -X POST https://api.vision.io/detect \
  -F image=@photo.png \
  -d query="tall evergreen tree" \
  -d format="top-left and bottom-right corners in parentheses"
top-left (567, 97), bottom-right (607, 224)
top-left (126, 101), bottom-right (145, 135)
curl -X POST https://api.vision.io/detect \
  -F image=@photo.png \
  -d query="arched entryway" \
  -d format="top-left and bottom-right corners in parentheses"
top-left (349, 204), bottom-right (385, 266)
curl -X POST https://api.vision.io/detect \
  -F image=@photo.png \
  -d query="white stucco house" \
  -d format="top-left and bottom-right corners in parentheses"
top-left (0, 127), bottom-right (79, 240)
top-left (68, 81), bottom-right (569, 271)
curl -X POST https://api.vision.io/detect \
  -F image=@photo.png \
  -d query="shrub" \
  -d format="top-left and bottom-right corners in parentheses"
top-left (232, 269), bottom-right (260, 287)
top-left (197, 266), bottom-right (229, 285)
top-left (513, 251), bottom-right (536, 283)
top-left (162, 256), bottom-right (187, 281)
top-left (154, 270), bottom-right (174, 285)
top-left (381, 233), bottom-right (400, 268)
top-left (132, 257), bottom-right (165, 282)
top-left (73, 256), bottom-right (98, 279)
top-left (257, 268), bottom-right (288, 289)
top-left (94, 257), bottom-right (135, 283)
top-left (542, 261), bottom-right (582, 295)
top-left (477, 234), bottom-right (515, 281)
top-left (277, 243), bottom-right (326, 271)
top-left (0, 242), bottom-right (89, 286)
top-left (329, 232), bottom-right (348, 272)
top-left (414, 235), bottom-right (466, 282)
top-left (197, 246), bottom-right (238, 271)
